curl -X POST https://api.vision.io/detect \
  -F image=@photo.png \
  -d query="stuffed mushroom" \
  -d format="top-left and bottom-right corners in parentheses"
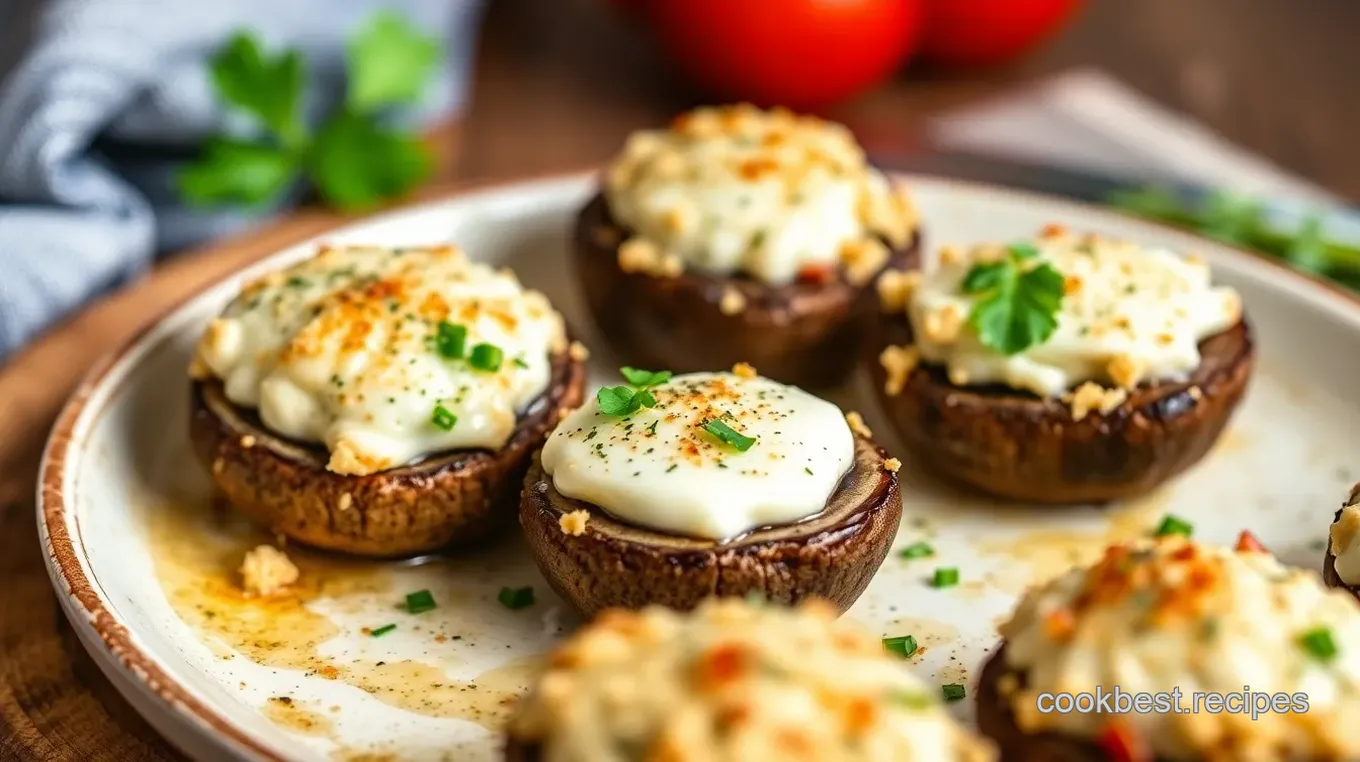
top-left (870, 226), bottom-right (1254, 503)
top-left (979, 535), bottom-right (1360, 761)
top-left (189, 244), bottom-right (587, 557)
top-left (519, 363), bottom-right (903, 617)
top-left (575, 103), bottom-right (920, 389)
top-left (506, 597), bottom-right (995, 762)
top-left (1323, 482), bottom-right (1360, 599)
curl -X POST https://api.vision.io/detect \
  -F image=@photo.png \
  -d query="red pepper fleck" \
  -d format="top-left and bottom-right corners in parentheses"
top-left (797, 263), bottom-right (836, 285)
top-left (696, 643), bottom-right (748, 691)
top-left (1097, 720), bottom-right (1149, 762)
top-left (1235, 530), bottom-right (1267, 553)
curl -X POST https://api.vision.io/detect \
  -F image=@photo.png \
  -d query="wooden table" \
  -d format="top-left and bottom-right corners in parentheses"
top-left (1, 0), bottom-right (1356, 757)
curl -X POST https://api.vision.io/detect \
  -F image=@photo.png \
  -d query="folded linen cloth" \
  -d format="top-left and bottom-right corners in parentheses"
top-left (0, 0), bottom-right (485, 360)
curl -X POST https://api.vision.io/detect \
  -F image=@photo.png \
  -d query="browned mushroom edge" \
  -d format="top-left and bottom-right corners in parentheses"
top-left (517, 433), bottom-right (902, 619)
top-left (189, 347), bottom-right (587, 558)
top-left (1322, 486), bottom-right (1360, 602)
top-left (573, 190), bottom-right (921, 389)
top-left (868, 314), bottom-right (1256, 504)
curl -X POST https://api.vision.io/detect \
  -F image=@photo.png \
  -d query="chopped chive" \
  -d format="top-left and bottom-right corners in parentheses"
top-left (701, 418), bottom-right (757, 452)
top-left (883, 635), bottom-right (918, 658)
top-left (405, 589), bottom-right (436, 614)
top-left (498, 586), bottom-right (535, 610)
top-left (1155, 514), bottom-right (1194, 537)
top-left (899, 542), bottom-right (934, 560)
top-left (512, 356), bottom-right (529, 368)
top-left (804, 467), bottom-right (813, 475)
top-left (666, 463), bottom-right (678, 473)
top-left (435, 321), bottom-right (467, 359)
top-left (942, 683), bottom-right (966, 701)
top-left (431, 404), bottom-right (457, 431)
top-left (285, 275), bottom-right (310, 288)
top-left (894, 691), bottom-right (934, 709)
top-left (1300, 627), bottom-right (1338, 661)
top-left (932, 567), bottom-right (960, 587)
top-left (370, 624), bottom-right (397, 637)
top-left (647, 420), bottom-right (659, 436)
top-left (468, 343), bottom-right (504, 371)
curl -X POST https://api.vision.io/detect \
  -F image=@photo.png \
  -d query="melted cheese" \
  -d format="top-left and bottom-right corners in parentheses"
top-left (907, 229), bottom-right (1241, 397)
top-left (539, 370), bottom-right (854, 540)
top-left (603, 104), bottom-right (915, 285)
top-left (194, 245), bottom-right (566, 475)
top-left (1329, 484), bottom-right (1360, 585)
top-left (1001, 537), bottom-right (1360, 760)
top-left (511, 598), bottom-right (995, 762)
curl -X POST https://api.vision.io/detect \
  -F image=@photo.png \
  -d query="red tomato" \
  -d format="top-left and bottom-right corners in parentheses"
top-left (645, 0), bottom-right (923, 110)
top-left (1235, 530), bottom-right (1268, 553)
top-left (919, 0), bottom-right (1085, 68)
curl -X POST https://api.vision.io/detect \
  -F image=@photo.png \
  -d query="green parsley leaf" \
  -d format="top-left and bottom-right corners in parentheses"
top-left (931, 567), bottom-right (960, 588)
top-left (1154, 514), bottom-right (1194, 537)
top-left (435, 322), bottom-right (467, 359)
top-left (701, 418), bottom-right (757, 452)
top-left (1300, 627), bottom-right (1338, 661)
top-left (208, 32), bottom-right (306, 146)
top-left (346, 10), bottom-right (443, 112)
top-left (620, 367), bottom-right (672, 388)
top-left (962, 243), bottom-right (1065, 355)
top-left (883, 635), bottom-right (918, 658)
top-left (369, 623), bottom-right (397, 637)
top-left (431, 404), bottom-right (457, 431)
top-left (597, 385), bottom-right (639, 416)
top-left (405, 589), bottom-right (436, 614)
top-left (1200, 191), bottom-right (1263, 246)
top-left (178, 138), bottom-right (298, 206)
top-left (1288, 215), bottom-right (1328, 275)
top-left (468, 343), bottom-right (504, 372)
top-left (498, 586), bottom-right (535, 610)
top-left (941, 683), bottom-right (966, 702)
top-left (310, 109), bottom-right (433, 211)
top-left (898, 542), bottom-right (934, 560)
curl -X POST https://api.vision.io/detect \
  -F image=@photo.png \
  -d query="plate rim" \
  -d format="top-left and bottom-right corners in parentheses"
top-left (36, 167), bottom-right (1360, 760)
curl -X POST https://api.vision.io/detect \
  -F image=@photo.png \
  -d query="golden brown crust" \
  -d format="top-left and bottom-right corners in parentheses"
top-left (518, 435), bottom-right (902, 618)
top-left (189, 348), bottom-right (587, 558)
top-left (574, 191), bottom-right (921, 389)
top-left (868, 314), bottom-right (1255, 504)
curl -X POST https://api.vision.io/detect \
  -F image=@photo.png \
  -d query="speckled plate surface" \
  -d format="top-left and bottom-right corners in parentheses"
top-left (39, 173), bottom-right (1360, 761)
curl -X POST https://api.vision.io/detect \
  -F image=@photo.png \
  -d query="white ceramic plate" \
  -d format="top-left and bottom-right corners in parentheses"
top-left (39, 172), bottom-right (1360, 761)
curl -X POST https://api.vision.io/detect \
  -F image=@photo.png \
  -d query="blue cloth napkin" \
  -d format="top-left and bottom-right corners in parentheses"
top-left (0, 0), bottom-right (486, 360)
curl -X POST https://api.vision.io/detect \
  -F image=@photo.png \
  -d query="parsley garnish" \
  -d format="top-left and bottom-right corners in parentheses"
top-left (435, 321), bottom-right (467, 359)
top-left (431, 404), bottom-right (457, 431)
top-left (1300, 627), bottom-right (1338, 661)
top-left (468, 343), bottom-right (504, 372)
top-left (179, 12), bottom-right (441, 211)
top-left (497, 586), bottom-right (535, 610)
top-left (701, 418), bottom-right (757, 452)
top-left (961, 242), bottom-right (1065, 355)
top-left (883, 635), bottom-right (918, 658)
top-left (1154, 514), bottom-right (1194, 537)
top-left (405, 589), bottom-right (436, 614)
top-left (597, 366), bottom-right (670, 417)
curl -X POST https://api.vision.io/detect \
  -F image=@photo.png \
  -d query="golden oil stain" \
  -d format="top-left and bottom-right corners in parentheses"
top-left (975, 487), bottom-right (1170, 588)
top-left (141, 495), bottom-right (542, 735)
top-left (263, 696), bottom-right (334, 737)
top-left (885, 616), bottom-right (960, 660)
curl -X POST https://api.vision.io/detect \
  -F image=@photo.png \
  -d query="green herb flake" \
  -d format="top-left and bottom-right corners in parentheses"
top-left (1300, 627), bottom-right (1338, 661)
top-left (431, 404), bottom-right (457, 431)
top-left (898, 542), bottom-right (935, 560)
top-left (369, 623), bottom-right (397, 637)
top-left (701, 418), bottom-right (757, 452)
top-left (893, 691), bottom-right (934, 709)
top-left (498, 586), bottom-right (535, 611)
top-left (1154, 514), bottom-right (1194, 538)
top-left (941, 683), bottom-right (966, 702)
top-left (961, 243), bottom-right (1065, 355)
top-left (883, 635), bottom-right (918, 658)
top-left (513, 356), bottom-right (529, 369)
top-left (620, 367), bottom-right (672, 388)
top-left (434, 321), bottom-right (467, 359)
top-left (931, 567), bottom-right (960, 588)
top-left (405, 589), bottom-right (436, 614)
top-left (468, 343), bottom-right (504, 372)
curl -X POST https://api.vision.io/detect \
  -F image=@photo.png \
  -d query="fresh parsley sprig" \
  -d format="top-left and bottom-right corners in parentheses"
top-left (179, 12), bottom-right (443, 211)
top-left (597, 367), bottom-right (673, 417)
top-left (961, 243), bottom-right (1066, 355)
top-left (1108, 187), bottom-right (1360, 290)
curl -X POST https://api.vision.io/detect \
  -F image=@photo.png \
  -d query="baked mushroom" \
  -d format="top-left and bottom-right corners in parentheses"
top-left (870, 227), bottom-right (1254, 503)
top-left (575, 103), bottom-right (920, 389)
top-left (979, 535), bottom-right (1360, 761)
top-left (506, 597), bottom-right (995, 762)
top-left (1323, 482), bottom-right (1360, 599)
top-left (519, 364), bottom-right (902, 617)
top-left (189, 244), bottom-right (587, 557)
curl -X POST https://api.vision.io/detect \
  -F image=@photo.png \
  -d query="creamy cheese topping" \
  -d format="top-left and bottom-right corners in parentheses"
top-left (1329, 483), bottom-right (1360, 585)
top-left (193, 245), bottom-right (566, 475)
top-left (511, 598), bottom-right (995, 762)
top-left (904, 228), bottom-right (1241, 397)
top-left (1000, 537), bottom-right (1360, 760)
top-left (603, 103), bottom-right (916, 285)
top-left (539, 369), bottom-right (854, 540)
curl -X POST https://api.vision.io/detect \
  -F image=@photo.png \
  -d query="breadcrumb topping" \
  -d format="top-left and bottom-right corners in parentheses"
top-left (1064, 382), bottom-right (1128, 422)
top-left (844, 410), bottom-right (872, 439)
top-left (558, 510), bottom-right (590, 536)
top-left (718, 286), bottom-right (747, 315)
top-left (879, 345), bottom-right (920, 396)
top-left (239, 545), bottom-right (298, 598)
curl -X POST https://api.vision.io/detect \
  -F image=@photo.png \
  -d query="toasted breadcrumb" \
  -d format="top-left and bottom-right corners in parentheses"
top-left (568, 341), bottom-right (591, 362)
top-left (240, 435), bottom-right (257, 449)
top-left (1107, 354), bottom-right (1148, 389)
top-left (883, 458), bottom-right (902, 473)
top-left (618, 237), bottom-right (683, 278)
top-left (844, 411), bottom-right (872, 439)
top-left (559, 510), bottom-right (590, 537)
top-left (240, 545), bottom-right (299, 598)
top-left (839, 238), bottom-right (890, 287)
top-left (731, 362), bottom-right (758, 380)
top-left (719, 287), bottom-right (747, 315)
top-left (879, 345), bottom-right (919, 396)
top-left (337, 492), bottom-right (353, 512)
top-left (327, 439), bottom-right (390, 476)
top-left (875, 269), bottom-right (920, 313)
top-left (188, 354), bottom-right (212, 380)
top-left (1187, 385), bottom-right (1203, 401)
top-left (1064, 382), bottom-right (1128, 422)
top-left (922, 305), bottom-right (963, 344)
